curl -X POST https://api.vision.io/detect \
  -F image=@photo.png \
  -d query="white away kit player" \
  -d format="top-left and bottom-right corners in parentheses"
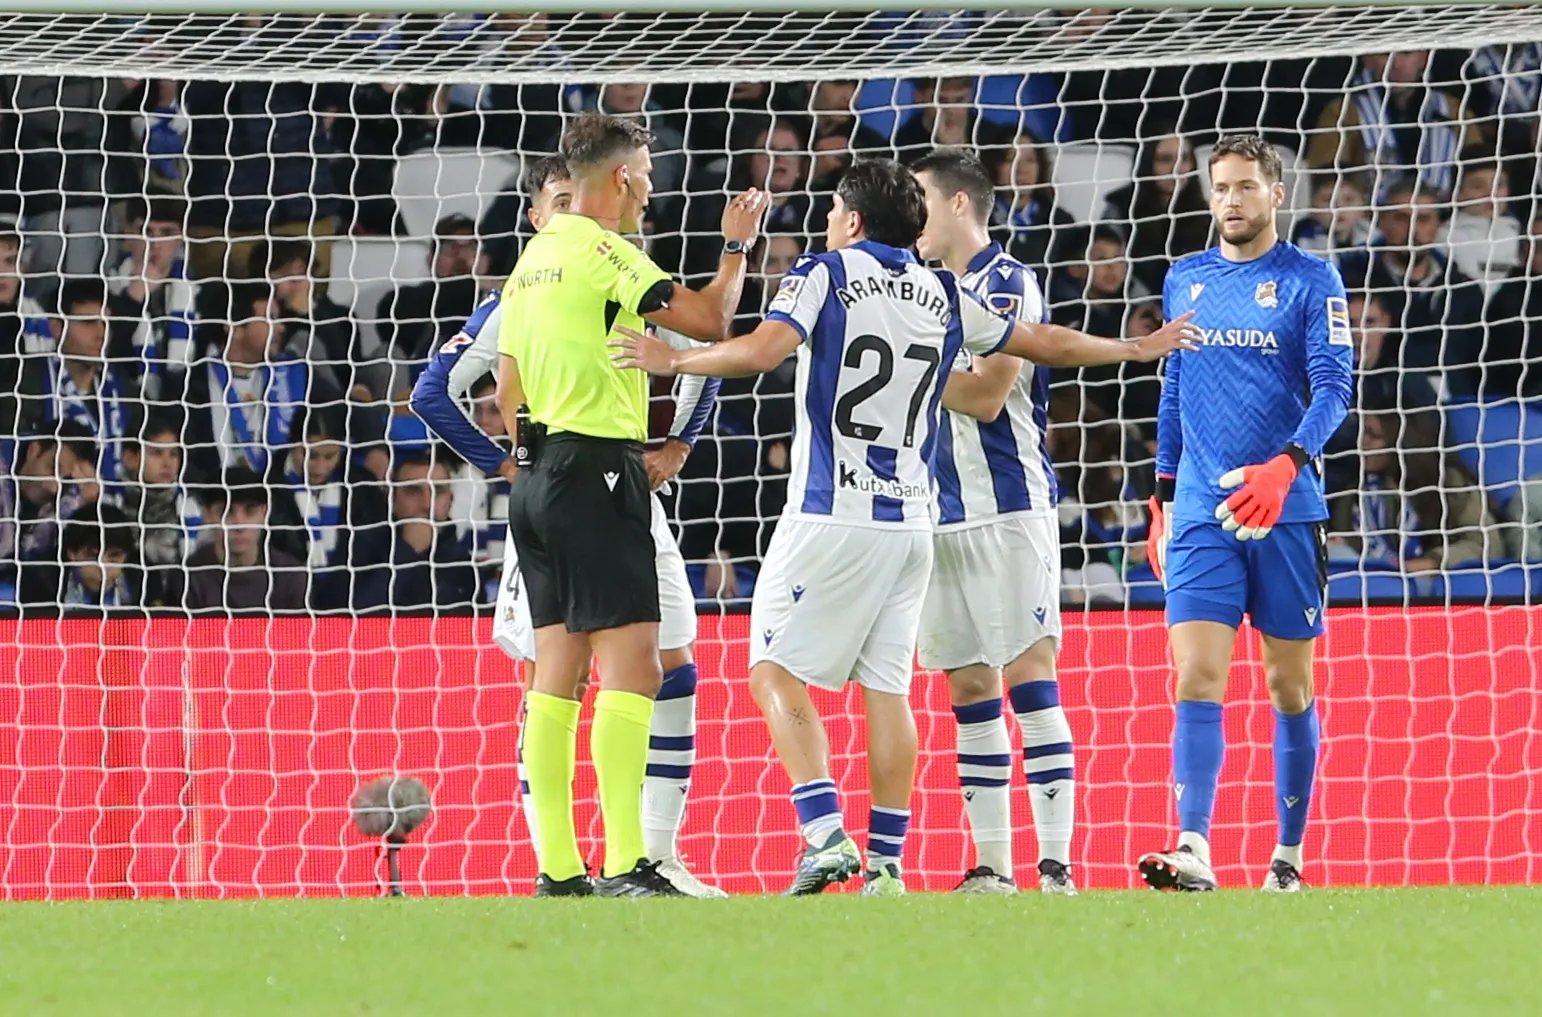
top-left (913, 148), bottom-right (1078, 895)
top-left (409, 155), bottom-right (726, 897)
top-left (611, 159), bottom-right (1200, 897)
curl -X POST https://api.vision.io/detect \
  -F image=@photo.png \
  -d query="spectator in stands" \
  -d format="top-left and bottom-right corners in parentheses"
top-left (20, 502), bottom-right (138, 608)
top-left (353, 453), bottom-right (478, 611)
top-left (182, 78), bottom-right (339, 281)
top-left (0, 423), bottom-right (102, 593)
top-left (185, 466), bottom-right (307, 612)
top-left (375, 213), bottom-right (479, 403)
top-left (894, 77), bottom-right (980, 162)
top-left (0, 228), bottom-right (57, 434)
top-left (106, 78), bottom-right (188, 199)
top-left (1101, 125), bottom-right (1211, 294)
top-left (1344, 290), bottom-right (1429, 411)
top-left (116, 414), bottom-right (198, 608)
top-left (984, 126), bottom-right (1076, 272)
top-left (1340, 180), bottom-right (1484, 392)
top-left (6, 75), bottom-right (127, 294)
top-left (183, 282), bottom-right (340, 483)
top-left (1307, 50), bottom-right (1481, 199)
top-left (807, 80), bottom-right (887, 158)
top-left (1479, 206), bottom-right (1542, 399)
top-left (260, 239), bottom-right (381, 404)
top-left (1439, 153), bottom-right (1524, 289)
top-left (1292, 174), bottom-right (1375, 259)
top-left (809, 134), bottom-right (854, 196)
top-left (15, 279), bottom-right (139, 484)
top-left (105, 196), bottom-right (196, 403)
top-left (570, 81), bottom-right (688, 239)
top-left (1052, 396), bottom-right (1143, 605)
top-left (684, 120), bottom-right (816, 281)
top-left (266, 403), bottom-right (388, 611)
top-left (1326, 410), bottom-right (1504, 571)
top-left (1461, 43), bottom-right (1542, 156)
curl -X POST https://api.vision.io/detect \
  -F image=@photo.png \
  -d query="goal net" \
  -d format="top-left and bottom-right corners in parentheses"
top-left (4, 4), bottom-right (1542, 898)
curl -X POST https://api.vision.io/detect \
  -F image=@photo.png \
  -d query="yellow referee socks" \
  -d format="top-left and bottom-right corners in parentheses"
top-left (522, 691), bottom-right (584, 881)
top-left (591, 689), bottom-right (655, 878)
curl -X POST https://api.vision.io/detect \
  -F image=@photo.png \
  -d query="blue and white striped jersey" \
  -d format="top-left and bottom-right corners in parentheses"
top-left (766, 240), bottom-right (1015, 531)
top-left (934, 243), bottom-right (1058, 529)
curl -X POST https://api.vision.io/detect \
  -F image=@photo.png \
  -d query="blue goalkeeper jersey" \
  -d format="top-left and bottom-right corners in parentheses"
top-left (1158, 242), bottom-right (1353, 526)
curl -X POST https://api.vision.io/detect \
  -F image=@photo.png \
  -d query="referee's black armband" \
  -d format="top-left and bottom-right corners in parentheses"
top-left (1283, 443), bottom-right (1311, 472)
top-left (636, 279), bottom-right (674, 316)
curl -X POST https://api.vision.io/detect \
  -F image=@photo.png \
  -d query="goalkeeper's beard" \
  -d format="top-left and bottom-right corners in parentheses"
top-left (1219, 210), bottom-right (1272, 247)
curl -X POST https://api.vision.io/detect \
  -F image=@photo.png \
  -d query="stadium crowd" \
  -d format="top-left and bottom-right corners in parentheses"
top-left (0, 16), bottom-right (1539, 611)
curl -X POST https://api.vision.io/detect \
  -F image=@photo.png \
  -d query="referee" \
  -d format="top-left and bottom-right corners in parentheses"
top-left (498, 112), bottom-right (766, 897)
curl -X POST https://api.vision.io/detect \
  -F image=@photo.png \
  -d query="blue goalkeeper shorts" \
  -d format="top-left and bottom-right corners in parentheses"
top-left (1164, 519), bottom-right (1327, 640)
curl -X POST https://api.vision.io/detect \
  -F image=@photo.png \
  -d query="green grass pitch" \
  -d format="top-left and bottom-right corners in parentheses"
top-left (2, 888), bottom-right (1536, 1016)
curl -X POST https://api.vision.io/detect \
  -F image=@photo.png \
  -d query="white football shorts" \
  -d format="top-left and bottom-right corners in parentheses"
top-left (749, 518), bottom-right (933, 696)
top-left (492, 491), bottom-right (697, 660)
top-left (918, 513), bottom-right (1062, 673)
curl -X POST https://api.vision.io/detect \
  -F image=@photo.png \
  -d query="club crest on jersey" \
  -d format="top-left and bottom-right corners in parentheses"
top-left (1255, 281), bottom-right (1278, 309)
top-left (1189, 282), bottom-right (1205, 301)
top-left (996, 264), bottom-right (1014, 280)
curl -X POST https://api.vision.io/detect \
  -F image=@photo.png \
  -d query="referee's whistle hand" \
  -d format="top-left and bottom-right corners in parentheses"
top-left (610, 325), bottom-right (679, 377)
top-left (1127, 310), bottom-right (1204, 362)
top-left (722, 188), bottom-right (770, 245)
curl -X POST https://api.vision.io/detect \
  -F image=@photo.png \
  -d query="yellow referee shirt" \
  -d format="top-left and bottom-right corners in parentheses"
top-left (497, 213), bottom-right (672, 442)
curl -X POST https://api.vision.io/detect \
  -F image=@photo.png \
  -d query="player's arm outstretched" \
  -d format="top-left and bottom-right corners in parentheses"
top-left (994, 307), bottom-right (1201, 368)
top-left (1214, 265), bottom-right (1354, 540)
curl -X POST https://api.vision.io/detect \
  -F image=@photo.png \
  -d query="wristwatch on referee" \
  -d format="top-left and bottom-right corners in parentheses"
top-left (723, 239), bottom-right (749, 256)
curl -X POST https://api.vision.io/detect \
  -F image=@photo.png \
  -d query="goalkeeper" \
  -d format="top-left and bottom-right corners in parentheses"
top-left (1140, 135), bottom-right (1352, 894)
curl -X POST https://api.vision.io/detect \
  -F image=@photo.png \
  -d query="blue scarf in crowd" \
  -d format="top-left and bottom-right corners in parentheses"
top-left (209, 357), bottom-right (306, 474)
top-left (43, 357), bottom-right (130, 484)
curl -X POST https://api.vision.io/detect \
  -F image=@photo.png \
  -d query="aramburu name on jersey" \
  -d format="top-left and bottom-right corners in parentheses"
top-left (837, 460), bottom-right (929, 500)
top-left (835, 275), bottom-right (952, 327)
top-left (1201, 327), bottom-right (1279, 352)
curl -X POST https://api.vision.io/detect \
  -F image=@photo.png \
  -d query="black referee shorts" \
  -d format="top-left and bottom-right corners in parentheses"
top-left (507, 432), bottom-right (660, 634)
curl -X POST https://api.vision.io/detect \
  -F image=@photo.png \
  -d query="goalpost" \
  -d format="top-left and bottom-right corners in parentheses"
top-left (3, 2), bottom-right (1542, 898)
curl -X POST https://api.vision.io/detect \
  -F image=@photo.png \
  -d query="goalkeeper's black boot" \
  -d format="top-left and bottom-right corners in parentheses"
top-left (595, 859), bottom-right (684, 898)
top-left (535, 871), bottom-right (594, 897)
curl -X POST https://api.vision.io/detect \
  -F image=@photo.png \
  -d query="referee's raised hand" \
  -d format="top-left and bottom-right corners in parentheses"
top-left (723, 188), bottom-right (770, 245)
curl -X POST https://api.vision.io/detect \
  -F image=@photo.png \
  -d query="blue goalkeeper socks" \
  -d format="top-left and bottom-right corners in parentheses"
top-left (1273, 702), bottom-right (1320, 848)
top-left (1173, 700), bottom-right (1225, 840)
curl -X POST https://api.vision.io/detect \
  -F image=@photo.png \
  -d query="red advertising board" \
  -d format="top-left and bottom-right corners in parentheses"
top-left (1, 609), bottom-right (1538, 898)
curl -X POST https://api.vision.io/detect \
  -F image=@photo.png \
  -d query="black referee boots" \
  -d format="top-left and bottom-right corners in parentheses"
top-left (534, 871), bottom-right (594, 897)
top-left (594, 859), bottom-right (684, 897)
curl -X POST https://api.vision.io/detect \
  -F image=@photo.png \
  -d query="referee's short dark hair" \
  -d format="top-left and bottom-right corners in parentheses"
top-left (912, 147), bottom-right (995, 225)
top-left (527, 154), bottom-right (571, 197)
top-left (836, 159), bottom-right (928, 250)
top-left (561, 112), bottom-right (656, 174)
top-left (1210, 133), bottom-right (1283, 185)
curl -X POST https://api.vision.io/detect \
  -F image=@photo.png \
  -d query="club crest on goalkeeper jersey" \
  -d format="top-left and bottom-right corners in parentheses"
top-left (934, 242), bottom-right (1057, 529)
top-left (765, 240), bottom-right (1015, 530)
top-left (1157, 242), bottom-right (1354, 526)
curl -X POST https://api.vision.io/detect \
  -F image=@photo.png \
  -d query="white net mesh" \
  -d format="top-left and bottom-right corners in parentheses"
top-left (3, 8), bottom-right (1542, 898)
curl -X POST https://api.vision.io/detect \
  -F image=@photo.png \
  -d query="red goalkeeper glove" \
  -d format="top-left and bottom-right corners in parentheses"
top-left (1214, 450), bottom-right (1304, 541)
